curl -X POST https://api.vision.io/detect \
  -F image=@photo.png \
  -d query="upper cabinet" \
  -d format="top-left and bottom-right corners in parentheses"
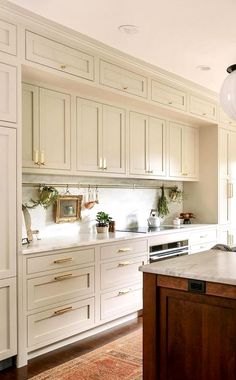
top-left (100, 60), bottom-right (147, 98)
top-left (0, 62), bottom-right (17, 123)
top-left (0, 19), bottom-right (17, 56)
top-left (25, 31), bottom-right (94, 81)
top-left (22, 83), bottom-right (71, 172)
top-left (189, 95), bottom-right (217, 121)
top-left (76, 97), bottom-right (126, 174)
top-left (219, 108), bottom-right (236, 127)
top-left (151, 80), bottom-right (187, 111)
top-left (169, 122), bottom-right (199, 179)
top-left (129, 111), bottom-right (166, 177)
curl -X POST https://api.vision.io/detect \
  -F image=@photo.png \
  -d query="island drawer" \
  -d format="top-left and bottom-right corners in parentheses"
top-left (27, 266), bottom-right (94, 310)
top-left (26, 248), bottom-right (95, 274)
top-left (100, 239), bottom-right (148, 261)
top-left (27, 297), bottom-right (95, 349)
top-left (189, 241), bottom-right (216, 255)
top-left (101, 283), bottom-right (142, 320)
top-left (189, 229), bottom-right (217, 245)
top-left (100, 254), bottom-right (147, 290)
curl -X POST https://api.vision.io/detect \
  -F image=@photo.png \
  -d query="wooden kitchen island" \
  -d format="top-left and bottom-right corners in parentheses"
top-left (140, 250), bottom-right (236, 380)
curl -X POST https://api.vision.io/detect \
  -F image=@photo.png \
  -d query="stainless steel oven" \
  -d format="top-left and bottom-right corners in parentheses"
top-left (149, 239), bottom-right (188, 263)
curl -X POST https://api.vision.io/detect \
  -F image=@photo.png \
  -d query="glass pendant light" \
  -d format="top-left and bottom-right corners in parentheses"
top-left (220, 64), bottom-right (236, 120)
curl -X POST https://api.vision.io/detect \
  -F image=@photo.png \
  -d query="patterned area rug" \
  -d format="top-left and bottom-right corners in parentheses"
top-left (30, 329), bottom-right (142, 380)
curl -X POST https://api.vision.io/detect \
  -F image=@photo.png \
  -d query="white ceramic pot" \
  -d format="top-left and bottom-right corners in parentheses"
top-left (96, 226), bottom-right (109, 233)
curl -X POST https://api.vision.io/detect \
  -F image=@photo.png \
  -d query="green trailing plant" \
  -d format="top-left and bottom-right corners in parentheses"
top-left (23, 185), bottom-right (59, 209)
top-left (96, 211), bottom-right (112, 227)
top-left (158, 186), bottom-right (169, 218)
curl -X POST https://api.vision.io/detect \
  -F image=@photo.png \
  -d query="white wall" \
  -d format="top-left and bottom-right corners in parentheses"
top-left (22, 174), bottom-right (183, 239)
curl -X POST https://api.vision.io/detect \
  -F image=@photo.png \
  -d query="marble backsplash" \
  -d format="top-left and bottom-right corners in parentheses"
top-left (22, 174), bottom-right (183, 239)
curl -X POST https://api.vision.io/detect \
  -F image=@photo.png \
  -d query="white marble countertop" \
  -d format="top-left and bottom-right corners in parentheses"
top-left (140, 250), bottom-right (236, 286)
top-left (21, 224), bottom-right (217, 255)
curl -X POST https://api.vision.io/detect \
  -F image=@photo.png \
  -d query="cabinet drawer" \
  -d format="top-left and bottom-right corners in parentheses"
top-left (26, 248), bottom-right (95, 274)
top-left (151, 80), bottom-right (186, 111)
top-left (101, 284), bottom-right (142, 320)
top-left (28, 297), bottom-right (95, 348)
top-left (189, 241), bottom-right (215, 254)
top-left (100, 239), bottom-right (148, 261)
top-left (100, 60), bottom-right (147, 98)
top-left (189, 95), bottom-right (217, 121)
top-left (27, 266), bottom-right (94, 310)
top-left (26, 31), bottom-right (94, 81)
top-left (189, 229), bottom-right (217, 245)
top-left (101, 254), bottom-right (147, 290)
top-left (219, 108), bottom-right (236, 126)
top-left (0, 19), bottom-right (17, 56)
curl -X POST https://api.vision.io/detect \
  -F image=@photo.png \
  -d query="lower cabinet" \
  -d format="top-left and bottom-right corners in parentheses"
top-left (0, 277), bottom-right (17, 361)
top-left (189, 228), bottom-right (217, 254)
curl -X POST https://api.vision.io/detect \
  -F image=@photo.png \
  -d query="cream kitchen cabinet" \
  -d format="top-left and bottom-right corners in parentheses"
top-left (0, 19), bottom-right (17, 56)
top-left (100, 60), bottom-right (147, 98)
top-left (0, 278), bottom-right (17, 361)
top-left (151, 79), bottom-right (187, 112)
top-left (219, 108), bottom-right (236, 127)
top-left (189, 227), bottom-right (217, 254)
top-left (76, 97), bottom-right (125, 174)
top-left (22, 83), bottom-right (71, 172)
top-left (0, 62), bottom-right (17, 123)
top-left (189, 94), bottom-right (217, 121)
top-left (169, 121), bottom-right (199, 179)
top-left (129, 111), bottom-right (166, 177)
top-left (25, 31), bottom-right (94, 81)
top-left (0, 126), bottom-right (16, 279)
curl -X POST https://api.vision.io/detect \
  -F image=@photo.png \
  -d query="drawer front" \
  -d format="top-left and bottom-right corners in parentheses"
top-left (100, 254), bottom-right (147, 290)
top-left (189, 241), bottom-right (216, 254)
top-left (26, 31), bottom-right (94, 81)
top-left (28, 297), bottom-right (95, 348)
top-left (100, 60), bottom-right (147, 98)
top-left (189, 95), bottom-right (217, 121)
top-left (100, 239), bottom-right (148, 261)
top-left (27, 266), bottom-right (94, 310)
top-left (151, 80), bottom-right (186, 111)
top-left (189, 229), bottom-right (217, 245)
top-left (27, 248), bottom-right (95, 274)
top-left (101, 284), bottom-right (142, 320)
top-left (0, 20), bottom-right (17, 56)
top-left (219, 108), bottom-right (236, 126)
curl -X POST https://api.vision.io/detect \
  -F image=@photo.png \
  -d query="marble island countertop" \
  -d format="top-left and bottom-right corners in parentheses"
top-left (140, 249), bottom-right (236, 286)
top-left (21, 224), bottom-right (217, 255)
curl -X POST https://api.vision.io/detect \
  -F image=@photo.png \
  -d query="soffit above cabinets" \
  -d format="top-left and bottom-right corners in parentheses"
top-left (8, 0), bottom-right (236, 93)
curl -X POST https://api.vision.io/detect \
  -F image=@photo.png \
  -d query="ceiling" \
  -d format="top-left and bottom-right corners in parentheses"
top-left (8, 0), bottom-right (236, 94)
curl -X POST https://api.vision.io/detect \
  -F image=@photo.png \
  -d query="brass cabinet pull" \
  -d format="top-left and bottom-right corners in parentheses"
top-left (54, 257), bottom-right (73, 264)
top-left (118, 288), bottom-right (132, 296)
top-left (98, 157), bottom-right (103, 169)
top-left (181, 172), bottom-right (188, 176)
top-left (202, 112), bottom-right (207, 116)
top-left (39, 151), bottom-right (45, 165)
top-left (60, 64), bottom-right (66, 69)
top-left (54, 273), bottom-right (73, 281)
top-left (168, 101), bottom-right (173, 105)
top-left (53, 306), bottom-right (73, 316)
top-left (200, 234), bottom-right (207, 239)
top-left (123, 86), bottom-right (128, 90)
top-left (118, 261), bottom-right (133, 267)
top-left (118, 248), bottom-right (132, 252)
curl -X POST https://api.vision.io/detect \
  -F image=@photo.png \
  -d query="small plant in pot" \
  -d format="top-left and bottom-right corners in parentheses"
top-left (96, 211), bottom-right (112, 233)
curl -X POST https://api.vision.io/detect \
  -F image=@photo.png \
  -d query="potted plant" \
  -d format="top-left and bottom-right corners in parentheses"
top-left (96, 211), bottom-right (112, 233)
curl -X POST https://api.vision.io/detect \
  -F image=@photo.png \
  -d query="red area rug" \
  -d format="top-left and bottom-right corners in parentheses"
top-left (31, 329), bottom-right (142, 380)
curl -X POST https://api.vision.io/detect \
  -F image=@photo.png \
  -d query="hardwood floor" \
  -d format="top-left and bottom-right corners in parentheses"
top-left (0, 317), bottom-right (142, 380)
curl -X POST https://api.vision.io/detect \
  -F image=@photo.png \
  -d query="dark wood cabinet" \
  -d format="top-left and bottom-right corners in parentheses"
top-left (143, 273), bottom-right (236, 380)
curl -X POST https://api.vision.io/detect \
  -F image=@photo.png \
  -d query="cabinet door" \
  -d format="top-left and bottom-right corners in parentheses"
top-left (76, 98), bottom-right (102, 172)
top-left (0, 127), bottom-right (16, 279)
top-left (22, 83), bottom-right (39, 168)
top-left (228, 130), bottom-right (236, 179)
top-left (0, 20), bottom-right (17, 56)
top-left (102, 105), bottom-right (125, 174)
top-left (151, 80), bottom-right (186, 111)
top-left (129, 112), bottom-right (148, 175)
top-left (189, 95), bottom-right (217, 121)
top-left (169, 122), bottom-right (183, 177)
top-left (182, 126), bottom-right (199, 178)
top-left (0, 278), bottom-right (17, 361)
top-left (0, 63), bottom-right (16, 123)
top-left (148, 117), bottom-right (166, 176)
top-left (39, 88), bottom-right (71, 170)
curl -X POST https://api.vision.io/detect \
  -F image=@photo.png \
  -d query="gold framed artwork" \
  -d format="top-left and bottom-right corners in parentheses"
top-left (54, 195), bottom-right (83, 223)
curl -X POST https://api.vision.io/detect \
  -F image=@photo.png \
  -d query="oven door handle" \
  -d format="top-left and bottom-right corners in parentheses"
top-left (150, 250), bottom-right (188, 262)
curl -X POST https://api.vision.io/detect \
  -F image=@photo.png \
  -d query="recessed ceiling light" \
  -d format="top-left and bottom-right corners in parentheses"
top-left (196, 65), bottom-right (211, 71)
top-left (118, 25), bottom-right (139, 35)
